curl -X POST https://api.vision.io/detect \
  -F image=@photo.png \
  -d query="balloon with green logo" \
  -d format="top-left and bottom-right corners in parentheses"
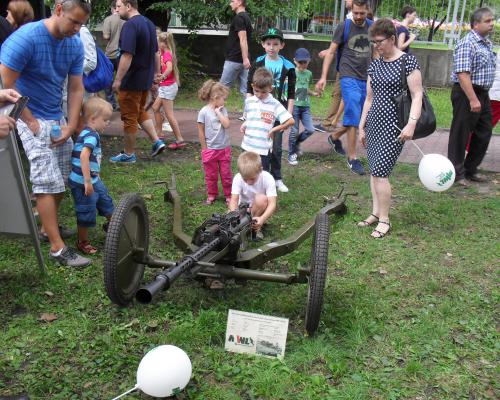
top-left (418, 154), bottom-right (455, 192)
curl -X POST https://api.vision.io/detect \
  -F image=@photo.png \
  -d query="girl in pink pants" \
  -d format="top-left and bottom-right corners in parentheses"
top-left (197, 80), bottom-right (232, 204)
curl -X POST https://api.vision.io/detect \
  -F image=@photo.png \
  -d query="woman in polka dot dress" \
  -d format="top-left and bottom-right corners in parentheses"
top-left (358, 18), bottom-right (423, 238)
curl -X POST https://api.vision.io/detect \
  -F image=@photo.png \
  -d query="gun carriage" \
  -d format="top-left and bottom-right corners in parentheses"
top-left (103, 176), bottom-right (349, 335)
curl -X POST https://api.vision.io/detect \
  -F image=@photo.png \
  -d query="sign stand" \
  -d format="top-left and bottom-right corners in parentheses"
top-left (0, 104), bottom-right (45, 275)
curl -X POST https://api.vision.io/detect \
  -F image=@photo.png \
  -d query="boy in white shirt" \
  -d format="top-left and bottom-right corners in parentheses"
top-left (229, 151), bottom-right (277, 240)
top-left (241, 67), bottom-right (294, 188)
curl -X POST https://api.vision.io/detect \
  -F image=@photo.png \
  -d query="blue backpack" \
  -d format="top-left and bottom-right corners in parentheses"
top-left (83, 46), bottom-right (114, 93)
top-left (336, 18), bottom-right (373, 71)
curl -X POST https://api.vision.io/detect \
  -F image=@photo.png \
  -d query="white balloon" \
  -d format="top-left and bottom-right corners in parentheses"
top-left (136, 345), bottom-right (192, 398)
top-left (418, 153), bottom-right (455, 192)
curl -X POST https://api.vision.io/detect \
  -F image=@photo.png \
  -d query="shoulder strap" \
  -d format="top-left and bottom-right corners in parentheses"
top-left (343, 19), bottom-right (352, 45)
top-left (400, 54), bottom-right (408, 91)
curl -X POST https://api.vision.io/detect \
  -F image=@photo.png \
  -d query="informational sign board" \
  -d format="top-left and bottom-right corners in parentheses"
top-left (225, 309), bottom-right (289, 360)
top-left (0, 103), bottom-right (45, 273)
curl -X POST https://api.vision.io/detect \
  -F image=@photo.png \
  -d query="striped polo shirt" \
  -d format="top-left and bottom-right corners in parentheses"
top-left (241, 94), bottom-right (292, 155)
top-left (69, 128), bottom-right (102, 186)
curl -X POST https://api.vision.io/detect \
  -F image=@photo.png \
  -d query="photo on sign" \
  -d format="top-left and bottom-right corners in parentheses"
top-left (225, 309), bottom-right (288, 360)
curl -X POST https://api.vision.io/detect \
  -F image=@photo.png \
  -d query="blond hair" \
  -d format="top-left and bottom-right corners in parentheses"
top-left (198, 79), bottom-right (230, 102)
top-left (252, 67), bottom-right (273, 89)
top-left (237, 152), bottom-right (262, 179)
top-left (82, 97), bottom-right (113, 122)
top-left (158, 31), bottom-right (180, 86)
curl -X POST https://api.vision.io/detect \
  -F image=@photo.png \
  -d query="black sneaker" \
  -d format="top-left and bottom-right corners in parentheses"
top-left (314, 124), bottom-right (327, 133)
top-left (49, 246), bottom-right (91, 268)
top-left (328, 135), bottom-right (346, 155)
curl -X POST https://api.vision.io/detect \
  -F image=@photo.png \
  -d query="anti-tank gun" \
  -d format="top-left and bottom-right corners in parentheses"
top-left (103, 175), bottom-right (351, 335)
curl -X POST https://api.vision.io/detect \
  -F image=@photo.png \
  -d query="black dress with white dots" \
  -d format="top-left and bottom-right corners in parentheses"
top-left (365, 54), bottom-right (420, 177)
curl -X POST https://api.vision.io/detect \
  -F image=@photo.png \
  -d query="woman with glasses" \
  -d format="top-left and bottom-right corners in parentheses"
top-left (358, 18), bottom-right (423, 238)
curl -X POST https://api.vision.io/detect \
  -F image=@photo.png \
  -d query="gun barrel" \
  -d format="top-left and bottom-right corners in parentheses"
top-left (136, 275), bottom-right (169, 304)
top-left (135, 237), bottom-right (222, 303)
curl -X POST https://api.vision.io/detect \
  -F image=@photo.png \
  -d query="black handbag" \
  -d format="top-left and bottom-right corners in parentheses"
top-left (392, 54), bottom-right (436, 139)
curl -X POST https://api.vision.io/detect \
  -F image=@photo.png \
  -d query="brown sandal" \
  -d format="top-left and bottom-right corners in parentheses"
top-left (357, 214), bottom-right (379, 227)
top-left (371, 221), bottom-right (391, 239)
top-left (77, 240), bottom-right (98, 255)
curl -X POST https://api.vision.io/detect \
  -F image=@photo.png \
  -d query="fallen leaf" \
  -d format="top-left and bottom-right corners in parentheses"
top-left (147, 320), bottom-right (159, 329)
top-left (44, 291), bottom-right (54, 297)
top-left (143, 194), bottom-right (153, 200)
top-left (378, 268), bottom-right (388, 275)
top-left (124, 318), bottom-right (140, 328)
top-left (39, 313), bottom-right (57, 322)
top-left (83, 382), bottom-right (93, 389)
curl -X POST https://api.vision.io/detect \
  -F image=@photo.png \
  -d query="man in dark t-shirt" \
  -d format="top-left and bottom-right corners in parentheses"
top-left (316, 0), bottom-right (372, 175)
top-left (220, 0), bottom-right (252, 112)
top-left (110, 0), bottom-right (166, 163)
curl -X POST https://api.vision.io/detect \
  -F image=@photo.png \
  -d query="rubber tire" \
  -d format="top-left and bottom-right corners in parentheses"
top-left (305, 213), bottom-right (330, 335)
top-left (104, 193), bottom-right (149, 306)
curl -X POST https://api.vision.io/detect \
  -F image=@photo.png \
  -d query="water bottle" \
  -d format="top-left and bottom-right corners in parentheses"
top-left (50, 125), bottom-right (61, 141)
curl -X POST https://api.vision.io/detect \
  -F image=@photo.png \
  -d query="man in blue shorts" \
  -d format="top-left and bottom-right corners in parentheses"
top-left (316, 0), bottom-right (373, 175)
top-left (0, 0), bottom-right (92, 267)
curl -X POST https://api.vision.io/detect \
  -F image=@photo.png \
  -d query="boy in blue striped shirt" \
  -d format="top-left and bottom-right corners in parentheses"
top-left (69, 97), bottom-right (115, 254)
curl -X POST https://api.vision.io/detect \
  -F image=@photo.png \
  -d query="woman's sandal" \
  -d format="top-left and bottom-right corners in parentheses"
top-left (371, 221), bottom-right (391, 239)
top-left (357, 214), bottom-right (379, 227)
top-left (76, 240), bottom-right (98, 255)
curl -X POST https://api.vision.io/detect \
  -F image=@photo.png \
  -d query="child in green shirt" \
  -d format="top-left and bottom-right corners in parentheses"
top-left (287, 48), bottom-right (319, 165)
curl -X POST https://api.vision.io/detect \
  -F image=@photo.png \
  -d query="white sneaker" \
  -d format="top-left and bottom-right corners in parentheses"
top-left (276, 179), bottom-right (289, 193)
top-left (162, 121), bottom-right (173, 132)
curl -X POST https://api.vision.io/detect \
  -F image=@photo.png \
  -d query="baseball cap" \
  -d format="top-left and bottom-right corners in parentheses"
top-left (261, 27), bottom-right (284, 41)
top-left (294, 48), bottom-right (311, 62)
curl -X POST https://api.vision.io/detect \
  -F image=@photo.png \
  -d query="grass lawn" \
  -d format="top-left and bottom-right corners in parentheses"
top-left (176, 85), bottom-right (500, 134)
top-left (1, 140), bottom-right (498, 399)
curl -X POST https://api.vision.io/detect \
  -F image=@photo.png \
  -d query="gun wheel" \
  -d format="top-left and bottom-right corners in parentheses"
top-left (305, 213), bottom-right (330, 335)
top-left (104, 193), bottom-right (149, 306)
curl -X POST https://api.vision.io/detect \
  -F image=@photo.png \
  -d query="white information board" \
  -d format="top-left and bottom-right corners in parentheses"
top-left (225, 309), bottom-right (289, 360)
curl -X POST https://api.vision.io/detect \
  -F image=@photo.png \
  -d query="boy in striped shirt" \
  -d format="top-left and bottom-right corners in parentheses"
top-left (68, 97), bottom-right (115, 255)
top-left (241, 67), bottom-right (294, 169)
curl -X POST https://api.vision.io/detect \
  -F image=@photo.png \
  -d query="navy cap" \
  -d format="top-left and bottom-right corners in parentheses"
top-left (294, 48), bottom-right (311, 62)
top-left (261, 27), bottom-right (284, 41)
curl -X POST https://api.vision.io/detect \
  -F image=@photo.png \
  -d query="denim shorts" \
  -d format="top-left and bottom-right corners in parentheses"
top-left (340, 77), bottom-right (367, 127)
top-left (69, 179), bottom-right (114, 228)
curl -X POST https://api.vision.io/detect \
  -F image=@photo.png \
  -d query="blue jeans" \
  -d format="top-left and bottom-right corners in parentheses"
top-left (69, 179), bottom-right (115, 228)
top-left (288, 105), bottom-right (315, 154)
top-left (220, 60), bottom-right (248, 109)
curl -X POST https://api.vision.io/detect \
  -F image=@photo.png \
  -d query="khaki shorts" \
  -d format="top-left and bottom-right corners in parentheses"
top-left (117, 90), bottom-right (150, 134)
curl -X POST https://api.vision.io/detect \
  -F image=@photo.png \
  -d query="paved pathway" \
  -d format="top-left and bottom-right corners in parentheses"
top-left (103, 109), bottom-right (500, 173)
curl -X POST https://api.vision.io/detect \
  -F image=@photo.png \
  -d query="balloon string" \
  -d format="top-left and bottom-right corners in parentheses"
top-left (110, 385), bottom-right (139, 400)
top-left (410, 140), bottom-right (426, 157)
top-left (392, 123), bottom-right (426, 158)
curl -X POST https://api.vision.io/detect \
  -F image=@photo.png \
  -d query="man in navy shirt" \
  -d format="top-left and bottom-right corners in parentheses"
top-left (0, 0), bottom-right (91, 268)
top-left (110, 0), bottom-right (165, 163)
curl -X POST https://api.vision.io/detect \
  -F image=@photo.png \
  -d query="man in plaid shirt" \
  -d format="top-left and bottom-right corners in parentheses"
top-left (448, 7), bottom-right (496, 186)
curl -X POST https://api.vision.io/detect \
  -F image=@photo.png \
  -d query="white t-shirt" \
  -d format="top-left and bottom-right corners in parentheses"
top-left (488, 51), bottom-right (500, 101)
top-left (231, 171), bottom-right (277, 206)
